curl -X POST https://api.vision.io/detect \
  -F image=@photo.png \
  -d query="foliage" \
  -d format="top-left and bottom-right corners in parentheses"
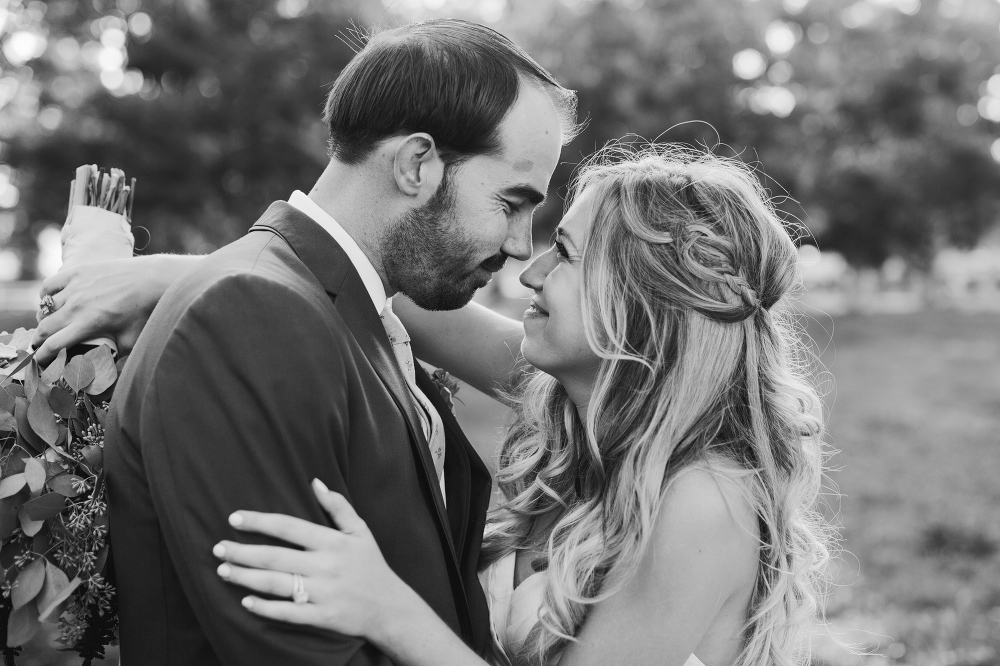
top-left (0, 0), bottom-right (999, 272)
top-left (0, 333), bottom-right (118, 664)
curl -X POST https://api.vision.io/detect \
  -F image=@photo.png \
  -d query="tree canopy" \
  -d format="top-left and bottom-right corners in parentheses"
top-left (1, 0), bottom-right (998, 275)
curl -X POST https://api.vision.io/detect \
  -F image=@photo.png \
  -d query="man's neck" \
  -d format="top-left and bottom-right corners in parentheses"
top-left (307, 160), bottom-right (395, 297)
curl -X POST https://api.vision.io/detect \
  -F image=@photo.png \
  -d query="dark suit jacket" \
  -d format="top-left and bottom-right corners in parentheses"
top-left (106, 202), bottom-right (493, 665)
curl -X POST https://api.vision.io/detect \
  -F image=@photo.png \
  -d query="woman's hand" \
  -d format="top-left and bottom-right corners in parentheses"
top-left (31, 254), bottom-right (198, 364)
top-left (214, 479), bottom-right (414, 641)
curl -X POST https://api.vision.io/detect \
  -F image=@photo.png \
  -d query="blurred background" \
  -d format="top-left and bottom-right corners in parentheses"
top-left (0, 0), bottom-right (998, 664)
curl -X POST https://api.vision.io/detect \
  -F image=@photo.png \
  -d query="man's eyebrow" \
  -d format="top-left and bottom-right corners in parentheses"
top-left (500, 184), bottom-right (547, 207)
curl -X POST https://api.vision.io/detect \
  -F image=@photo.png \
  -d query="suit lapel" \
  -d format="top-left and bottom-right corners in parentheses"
top-left (249, 202), bottom-right (460, 565)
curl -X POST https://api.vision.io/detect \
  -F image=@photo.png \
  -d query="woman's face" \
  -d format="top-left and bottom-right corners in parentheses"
top-left (519, 188), bottom-right (601, 395)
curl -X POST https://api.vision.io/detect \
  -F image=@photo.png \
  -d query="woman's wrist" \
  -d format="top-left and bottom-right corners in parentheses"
top-left (142, 254), bottom-right (200, 313)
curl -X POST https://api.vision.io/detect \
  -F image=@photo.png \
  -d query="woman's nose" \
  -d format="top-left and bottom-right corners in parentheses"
top-left (519, 248), bottom-right (554, 291)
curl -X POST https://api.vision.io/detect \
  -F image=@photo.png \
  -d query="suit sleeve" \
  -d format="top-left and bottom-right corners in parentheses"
top-left (138, 273), bottom-right (392, 666)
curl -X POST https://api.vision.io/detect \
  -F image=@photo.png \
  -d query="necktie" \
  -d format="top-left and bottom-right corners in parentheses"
top-left (380, 300), bottom-right (447, 495)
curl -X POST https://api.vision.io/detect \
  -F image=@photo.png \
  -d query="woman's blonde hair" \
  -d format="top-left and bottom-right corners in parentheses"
top-left (481, 144), bottom-right (833, 665)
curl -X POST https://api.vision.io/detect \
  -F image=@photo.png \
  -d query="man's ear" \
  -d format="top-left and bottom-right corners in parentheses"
top-left (392, 133), bottom-right (444, 198)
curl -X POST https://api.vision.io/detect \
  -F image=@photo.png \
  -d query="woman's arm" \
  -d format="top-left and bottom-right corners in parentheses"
top-left (218, 471), bottom-right (758, 666)
top-left (216, 480), bottom-right (488, 666)
top-left (393, 296), bottom-right (526, 398)
top-left (32, 254), bottom-right (201, 362)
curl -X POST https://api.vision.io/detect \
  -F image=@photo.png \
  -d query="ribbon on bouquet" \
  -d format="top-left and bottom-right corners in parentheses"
top-left (59, 165), bottom-right (137, 352)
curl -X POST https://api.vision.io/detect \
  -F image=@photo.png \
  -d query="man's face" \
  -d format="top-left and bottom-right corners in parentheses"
top-left (383, 83), bottom-right (563, 311)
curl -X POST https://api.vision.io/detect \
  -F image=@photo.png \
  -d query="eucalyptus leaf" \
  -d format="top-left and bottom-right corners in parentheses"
top-left (46, 386), bottom-right (75, 419)
top-left (39, 349), bottom-right (67, 386)
top-left (37, 561), bottom-right (69, 613)
top-left (23, 459), bottom-right (46, 495)
top-left (22, 493), bottom-right (66, 522)
top-left (62, 356), bottom-right (95, 394)
top-left (23, 360), bottom-right (39, 402)
top-left (7, 329), bottom-right (32, 352)
top-left (11, 557), bottom-right (44, 610)
top-left (26, 394), bottom-right (59, 447)
top-left (38, 575), bottom-right (81, 624)
top-left (83, 345), bottom-right (116, 395)
top-left (6, 600), bottom-right (40, 647)
top-left (14, 398), bottom-right (44, 455)
top-left (0, 497), bottom-right (19, 542)
top-left (46, 475), bottom-right (83, 498)
top-left (0, 412), bottom-right (12, 432)
top-left (0, 385), bottom-right (14, 417)
top-left (0, 475), bottom-right (26, 500)
top-left (17, 508), bottom-right (43, 537)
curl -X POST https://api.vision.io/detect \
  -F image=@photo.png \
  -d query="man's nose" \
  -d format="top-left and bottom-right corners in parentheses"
top-left (501, 215), bottom-right (533, 262)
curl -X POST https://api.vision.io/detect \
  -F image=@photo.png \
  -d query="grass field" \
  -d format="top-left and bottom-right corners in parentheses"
top-left (452, 311), bottom-right (1000, 666)
top-left (2, 309), bottom-right (999, 665)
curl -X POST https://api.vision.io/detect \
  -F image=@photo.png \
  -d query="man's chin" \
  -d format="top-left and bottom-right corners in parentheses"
top-left (404, 283), bottom-right (479, 312)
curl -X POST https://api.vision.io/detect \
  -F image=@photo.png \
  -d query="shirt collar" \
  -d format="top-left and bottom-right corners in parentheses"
top-left (287, 190), bottom-right (387, 312)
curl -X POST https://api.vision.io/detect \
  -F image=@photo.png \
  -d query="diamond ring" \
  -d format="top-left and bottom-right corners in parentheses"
top-left (39, 295), bottom-right (56, 319)
top-left (291, 572), bottom-right (308, 604)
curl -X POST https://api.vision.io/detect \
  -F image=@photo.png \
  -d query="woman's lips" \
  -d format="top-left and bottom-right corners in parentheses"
top-left (524, 301), bottom-right (549, 319)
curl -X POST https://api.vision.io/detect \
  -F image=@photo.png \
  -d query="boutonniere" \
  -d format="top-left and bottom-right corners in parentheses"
top-left (430, 369), bottom-right (462, 415)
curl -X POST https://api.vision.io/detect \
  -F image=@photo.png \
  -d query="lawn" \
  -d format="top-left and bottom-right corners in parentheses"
top-left (453, 311), bottom-right (1000, 666)
top-left (2, 309), bottom-right (999, 665)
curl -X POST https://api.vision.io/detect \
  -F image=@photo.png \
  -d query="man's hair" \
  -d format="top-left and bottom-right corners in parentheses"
top-left (323, 19), bottom-right (579, 165)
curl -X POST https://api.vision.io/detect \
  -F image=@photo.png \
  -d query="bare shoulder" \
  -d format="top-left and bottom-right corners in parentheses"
top-left (648, 465), bottom-right (760, 592)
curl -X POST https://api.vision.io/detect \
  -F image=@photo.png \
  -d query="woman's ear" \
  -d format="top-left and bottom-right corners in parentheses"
top-left (393, 133), bottom-right (444, 198)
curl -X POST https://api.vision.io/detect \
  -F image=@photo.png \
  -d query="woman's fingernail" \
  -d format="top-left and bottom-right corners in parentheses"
top-left (213, 543), bottom-right (226, 558)
top-left (217, 563), bottom-right (232, 579)
top-left (242, 596), bottom-right (254, 609)
top-left (229, 512), bottom-right (244, 527)
top-left (312, 478), bottom-right (329, 494)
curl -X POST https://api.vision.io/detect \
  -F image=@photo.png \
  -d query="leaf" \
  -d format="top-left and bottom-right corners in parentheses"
top-left (23, 360), bottom-right (39, 402)
top-left (37, 561), bottom-right (69, 614)
top-left (0, 412), bottom-right (13, 432)
top-left (7, 329), bottom-right (32, 352)
top-left (62, 356), bottom-right (95, 394)
top-left (0, 497), bottom-right (20, 542)
top-left (39, 349), bottom-right (67, 386)
top-left (23, 459), bottom-right (46, 495)
top-left (38, 576), bottom-right (81, 624)
top-left (0, 385), bottom-right (14, 417)
top-left (0, 475), bottom-right (25, 499)
top-left (26, 394), bottom-right (58, 447)
top-left (22, 494), bottom-right (65, 522)
top-left (11, 558), bottom-right (45, 610)
top-left (46, 386), bottom-right (75, 420)
top-left (46, 475), bottom-right (84, 498)
top-left (7, 600), bottom-right (40, 647)
top-left (14, 398), bottom-right (44, 455)
top-left (17, 507), bottom-right (43, 537)
top-left (81, 445), bottom-right (102, 471)
top-left (83, 345), bottom-right (117, 395)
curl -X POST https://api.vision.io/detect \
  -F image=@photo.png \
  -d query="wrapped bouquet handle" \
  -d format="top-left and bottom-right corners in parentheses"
top-left (59, 165), bottom-right (137, 351)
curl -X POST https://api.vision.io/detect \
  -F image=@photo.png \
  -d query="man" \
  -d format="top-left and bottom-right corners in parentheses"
top-left (105, 19), bottom-right (576, 665)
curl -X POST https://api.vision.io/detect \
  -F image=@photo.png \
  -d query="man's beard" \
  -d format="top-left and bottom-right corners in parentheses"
top-left (382, 170), bottom-right (507, 311)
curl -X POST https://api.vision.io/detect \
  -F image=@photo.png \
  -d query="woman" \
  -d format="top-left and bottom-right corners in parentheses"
top-left (34, 145), bottom-right (832, 665)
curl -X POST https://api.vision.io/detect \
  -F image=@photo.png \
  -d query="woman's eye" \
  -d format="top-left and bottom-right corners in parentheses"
top-left (554, 240), bottom-right (570, 260)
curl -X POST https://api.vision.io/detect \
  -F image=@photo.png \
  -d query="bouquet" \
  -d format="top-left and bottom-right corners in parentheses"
top-left (0, 165), bottom-right (135, 664)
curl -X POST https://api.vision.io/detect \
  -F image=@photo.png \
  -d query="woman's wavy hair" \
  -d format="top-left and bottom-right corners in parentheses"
top-left (481, 144), bottom-right (834, 665)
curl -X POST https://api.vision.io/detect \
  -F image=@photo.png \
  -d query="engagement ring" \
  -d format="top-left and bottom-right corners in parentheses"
top-left (39, 295), bottom-right (56, 319)
top-left (291, 572), bottom-right (309, 604)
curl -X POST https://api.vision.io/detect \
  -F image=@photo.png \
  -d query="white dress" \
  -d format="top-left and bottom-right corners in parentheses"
top-left (479, 552), bottom-right (706, 666)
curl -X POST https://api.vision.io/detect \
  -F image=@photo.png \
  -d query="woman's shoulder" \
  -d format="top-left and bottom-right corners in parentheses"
top-left (649, 461), bottom-right (760, 590)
